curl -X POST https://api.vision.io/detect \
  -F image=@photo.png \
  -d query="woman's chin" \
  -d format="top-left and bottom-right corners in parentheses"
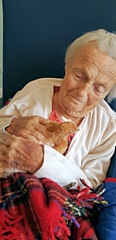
top-left (62, 107), bottom-right (83, 119)
top-left (64, 103), bottom-right (83, 115)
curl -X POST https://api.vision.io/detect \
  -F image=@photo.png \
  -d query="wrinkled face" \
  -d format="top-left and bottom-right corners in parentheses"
top-left (58, 42), bottom-right (116, 118)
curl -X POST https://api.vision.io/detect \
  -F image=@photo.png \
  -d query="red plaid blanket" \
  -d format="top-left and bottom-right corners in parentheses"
top-left (0, 173), bottom-right (106, 240)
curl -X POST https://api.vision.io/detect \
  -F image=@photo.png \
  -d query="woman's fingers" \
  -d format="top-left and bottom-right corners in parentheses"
top-left (0, 153), bottom-right (7, 161)
top-left (6, 116), bottom-right (52, 144)
top-left (2, 136), bottom-right (44, 173)
top-left (0, 157), bottom-right (9, 173)
top-left (0, 145), bottom-right (8, 155)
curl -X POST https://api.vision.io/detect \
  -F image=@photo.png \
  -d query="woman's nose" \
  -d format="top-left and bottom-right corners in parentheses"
top-left (77, 82), bottom-right (91, 95)
top-left (76, 83), bottom-right (91, 102)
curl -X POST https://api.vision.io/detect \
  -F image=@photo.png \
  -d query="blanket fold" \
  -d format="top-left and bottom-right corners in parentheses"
top-left (0, 173), bottom-right (106, 240)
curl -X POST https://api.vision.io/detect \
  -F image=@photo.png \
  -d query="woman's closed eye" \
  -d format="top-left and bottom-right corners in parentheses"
top-left (74, 73), bottom-right (84, 80)
top-left (75, 74), bottom-right (82, 78)
top-left (94, 83), bottom-right (106, 94)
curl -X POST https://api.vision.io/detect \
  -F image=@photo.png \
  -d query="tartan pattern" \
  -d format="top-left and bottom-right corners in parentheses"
top-left (0, 173), bottom-right (106, 240)
top-left (2, 93), bottom-right (105, 239)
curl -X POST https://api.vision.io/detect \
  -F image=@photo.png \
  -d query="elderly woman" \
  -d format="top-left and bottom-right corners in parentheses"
top-left (0, 29), bottom-right (116, 191)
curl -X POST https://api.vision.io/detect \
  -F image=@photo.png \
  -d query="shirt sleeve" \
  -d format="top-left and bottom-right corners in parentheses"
top-left (35, 118), bottom-right (116, 190)
top-left (81, 119), bottom-right (116, 189)
top-left (34, 144), bottom-right (93, 189)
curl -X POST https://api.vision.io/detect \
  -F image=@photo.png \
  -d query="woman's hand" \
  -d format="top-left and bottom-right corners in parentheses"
top-left (0, 135), bottom-right (44, 173)
top-left (6, 116), bottom-right (52, 145)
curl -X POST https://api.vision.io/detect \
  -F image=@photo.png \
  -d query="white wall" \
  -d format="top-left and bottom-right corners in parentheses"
top-left (0, 0), bottom-right (3, 98)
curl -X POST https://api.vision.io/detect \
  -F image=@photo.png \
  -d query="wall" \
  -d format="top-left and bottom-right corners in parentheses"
top-left (2, 0), bottom-right (116, 105)
top-left (0, 0), bottom-right (3, 98)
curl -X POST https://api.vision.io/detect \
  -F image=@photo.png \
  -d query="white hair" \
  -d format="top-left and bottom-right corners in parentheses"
top-left (65, 29), bottom-right (116, 102)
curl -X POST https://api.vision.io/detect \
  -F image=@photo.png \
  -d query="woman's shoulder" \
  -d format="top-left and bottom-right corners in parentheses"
top-left (84, 100), bottom-right (116, 136)
top-left (96, 100), bottom-right (116, 120)
top-left (21, 77), bottom-right (62, 92)
top-left (7, 78), bottom-right (63, 104)
top-left (82, 100), bottom-right (116, 146)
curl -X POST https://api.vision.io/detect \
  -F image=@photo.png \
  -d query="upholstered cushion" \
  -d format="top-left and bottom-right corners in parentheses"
top-left (95, 179), bottom-right (116, 240)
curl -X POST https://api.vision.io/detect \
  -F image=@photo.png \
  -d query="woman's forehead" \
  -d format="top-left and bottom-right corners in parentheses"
top-left (71, 42), bottom-right (116, 80)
